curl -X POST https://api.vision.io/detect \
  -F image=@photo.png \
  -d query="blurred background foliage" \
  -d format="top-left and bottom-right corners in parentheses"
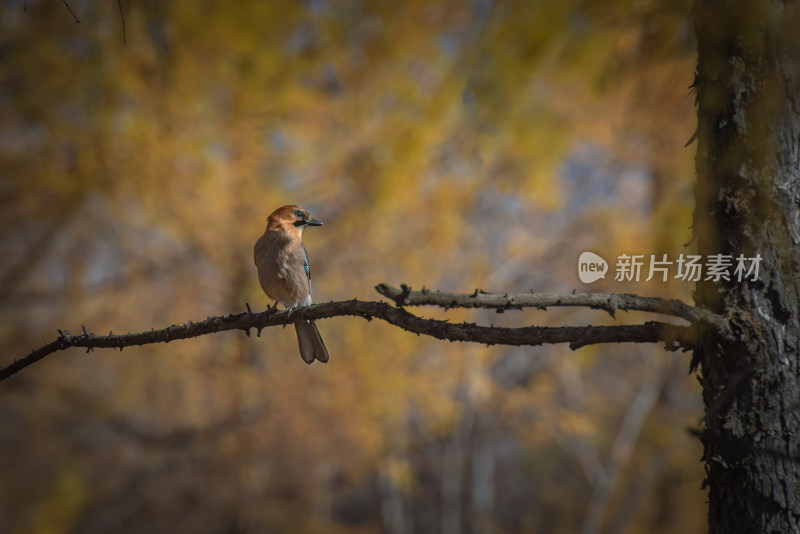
top-left (0, 0), bottom-right (704, 532)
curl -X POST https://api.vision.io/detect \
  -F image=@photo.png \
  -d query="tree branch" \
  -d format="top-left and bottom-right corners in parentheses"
top-left (1, 285), bottom-right (713, 383)
top-left (375, 283), bottom-right (724, 326)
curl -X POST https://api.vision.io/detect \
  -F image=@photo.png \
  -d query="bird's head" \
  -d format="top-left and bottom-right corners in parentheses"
top-left (267, 205), bottom-right (323, 235)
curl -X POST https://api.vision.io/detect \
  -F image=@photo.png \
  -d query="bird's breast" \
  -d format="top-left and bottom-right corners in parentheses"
top-left (254, 232), bottom-right (310, 307)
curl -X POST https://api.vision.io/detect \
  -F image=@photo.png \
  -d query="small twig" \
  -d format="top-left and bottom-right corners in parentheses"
top-left (396, 284), bottom-right (412, 306)
top-left (116, 0), bottom-right (126, 45)
top-left (61, 0), bottom-right (80, 23)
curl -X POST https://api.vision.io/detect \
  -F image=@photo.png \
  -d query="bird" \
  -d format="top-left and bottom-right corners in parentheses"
top-left (254, 205), bottom-right (330, 364)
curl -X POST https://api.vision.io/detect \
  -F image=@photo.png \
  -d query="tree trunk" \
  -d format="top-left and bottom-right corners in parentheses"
top-left (693, 1), bottom-right (800, 532)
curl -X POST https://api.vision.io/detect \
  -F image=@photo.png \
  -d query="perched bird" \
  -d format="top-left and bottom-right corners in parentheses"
top-left (254, 205), bottom-right (330, 364)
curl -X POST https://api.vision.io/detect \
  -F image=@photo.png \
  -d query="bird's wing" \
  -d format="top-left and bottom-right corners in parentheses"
top-left (302, 243), bottom-right (310, 281)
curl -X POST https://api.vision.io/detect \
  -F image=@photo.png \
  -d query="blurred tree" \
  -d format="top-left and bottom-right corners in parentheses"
top-left (0, 1), bottom-right (714, 533)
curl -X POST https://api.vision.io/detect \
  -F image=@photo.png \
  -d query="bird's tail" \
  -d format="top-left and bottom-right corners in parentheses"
top-left (294, 319), bottom-right (329, 364)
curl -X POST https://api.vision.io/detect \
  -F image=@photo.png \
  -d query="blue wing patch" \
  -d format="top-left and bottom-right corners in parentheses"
top-left (303, 243), bottom-right (311, 280)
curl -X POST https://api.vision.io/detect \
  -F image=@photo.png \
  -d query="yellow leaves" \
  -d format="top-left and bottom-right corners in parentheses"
top-left (382, 457), bottom-right (415, 493)
top-left (558, 409), bottom-right (597, 439)
top-left (0, 0), bottom-right (704, 531)
top-left (24, 466), bottom-right (87, 534)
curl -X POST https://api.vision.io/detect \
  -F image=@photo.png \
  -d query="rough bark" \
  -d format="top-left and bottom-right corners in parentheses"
top-left (694, 1), bottom-right (800, 532)
top-left (1, 289), bottom-right (706, 382)
top-left (375, 283), bottom-right (723, 325)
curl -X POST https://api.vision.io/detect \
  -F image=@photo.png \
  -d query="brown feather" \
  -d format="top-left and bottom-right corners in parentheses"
top-left (294, 320), bottom-right (329, 364)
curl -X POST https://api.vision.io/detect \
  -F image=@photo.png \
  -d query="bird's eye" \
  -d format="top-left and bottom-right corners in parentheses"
top-left (293, 209), bottom-right (305, 219)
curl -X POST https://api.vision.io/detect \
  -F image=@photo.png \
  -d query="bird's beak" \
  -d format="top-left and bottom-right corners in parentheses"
top-left (306, 217), bottom-right (323, 227)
